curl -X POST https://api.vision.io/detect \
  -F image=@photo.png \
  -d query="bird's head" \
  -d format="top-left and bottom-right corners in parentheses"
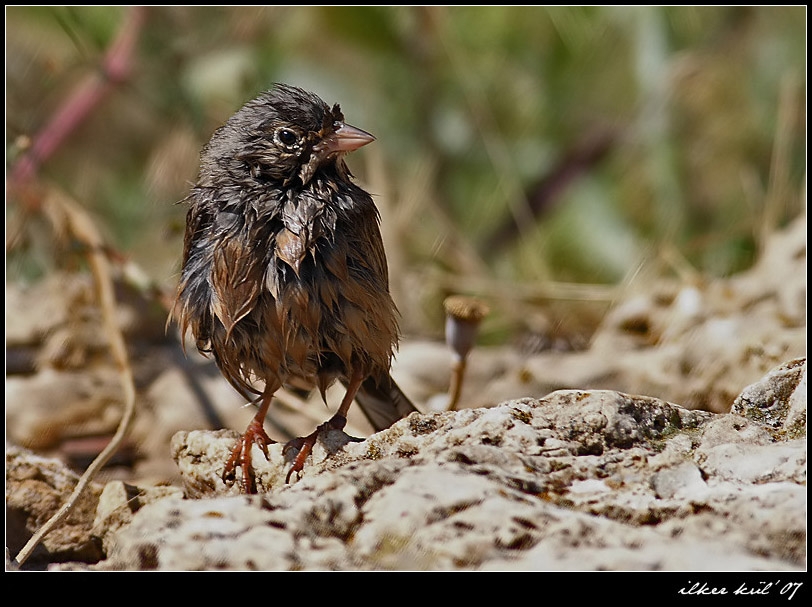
top-left (200, 83), bottom-right (375, 187)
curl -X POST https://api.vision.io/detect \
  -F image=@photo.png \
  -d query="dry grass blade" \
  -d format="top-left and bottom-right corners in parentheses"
top-left (760, 70), bottom-right (802, 252)
top-left (13, 188), bottom-right (137, 567)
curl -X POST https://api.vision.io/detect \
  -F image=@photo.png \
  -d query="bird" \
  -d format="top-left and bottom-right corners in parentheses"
top-left (172, 83), bottom-right (417, 493)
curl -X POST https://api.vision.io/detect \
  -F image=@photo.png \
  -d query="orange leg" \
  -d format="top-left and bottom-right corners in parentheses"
top-left (283, 370), bottom-right (364, 483)
top-left (223, 380), bottom-right (280, 493)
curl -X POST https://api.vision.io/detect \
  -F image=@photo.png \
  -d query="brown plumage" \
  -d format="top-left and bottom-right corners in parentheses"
top-left (173, 83), bottom-right (416, 492)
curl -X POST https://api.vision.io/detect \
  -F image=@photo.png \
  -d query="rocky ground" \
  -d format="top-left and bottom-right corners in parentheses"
top-left (5, 214), bottom-right (807, 572)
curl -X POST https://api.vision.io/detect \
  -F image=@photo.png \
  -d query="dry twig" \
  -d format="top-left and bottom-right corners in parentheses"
top-left (12, 189), bottom-right (138, 567)
top-left (8, 7), bottom-right (147, 567)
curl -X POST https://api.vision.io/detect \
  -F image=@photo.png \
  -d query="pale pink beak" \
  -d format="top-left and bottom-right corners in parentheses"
top-left (316, 123), bottom-right (375, 154)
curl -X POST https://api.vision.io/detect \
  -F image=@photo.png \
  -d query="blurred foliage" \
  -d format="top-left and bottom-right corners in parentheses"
top-left (5, 6), bottom-right (807, 344)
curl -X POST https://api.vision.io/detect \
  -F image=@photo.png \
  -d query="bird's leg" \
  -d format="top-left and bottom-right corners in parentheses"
top-left (223, 381), bottom-right (280, 493)
top-left (284, 370), bottom-right (365, 483)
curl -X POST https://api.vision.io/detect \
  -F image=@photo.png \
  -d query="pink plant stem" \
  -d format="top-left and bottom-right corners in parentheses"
top-left (9, 6), bottom-right (147, 192)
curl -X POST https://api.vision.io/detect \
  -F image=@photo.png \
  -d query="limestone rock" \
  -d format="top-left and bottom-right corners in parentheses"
top-left (73, 359), bottom-right (804, 571)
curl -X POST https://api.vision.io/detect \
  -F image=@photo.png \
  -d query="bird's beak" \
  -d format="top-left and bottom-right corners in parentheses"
top-left (316, 123), bottom-right (375, 154)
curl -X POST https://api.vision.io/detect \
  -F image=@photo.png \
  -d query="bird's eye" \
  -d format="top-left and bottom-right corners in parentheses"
top-left (276, 128), bottom-right (299, 147)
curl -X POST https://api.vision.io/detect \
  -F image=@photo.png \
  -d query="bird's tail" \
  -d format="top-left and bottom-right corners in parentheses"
top-left (350, 373), bottom-right (418, 432)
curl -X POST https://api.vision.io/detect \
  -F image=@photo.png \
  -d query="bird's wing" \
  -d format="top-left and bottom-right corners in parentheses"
top-left (209, 231), bottom-right (264, 341)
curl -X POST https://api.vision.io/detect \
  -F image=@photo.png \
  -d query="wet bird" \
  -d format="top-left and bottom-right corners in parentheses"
top-left (173, 83), bottom-right (416, 492)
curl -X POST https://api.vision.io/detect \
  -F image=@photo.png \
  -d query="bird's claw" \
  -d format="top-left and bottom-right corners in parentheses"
top-left (283, 415), bottom-right (348, 483)
top-left (222, 418), bottom-right (275, 494)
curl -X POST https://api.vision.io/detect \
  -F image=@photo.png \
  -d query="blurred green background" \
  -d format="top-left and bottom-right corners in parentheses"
top-left (5, 6), bottom-right (806, 345)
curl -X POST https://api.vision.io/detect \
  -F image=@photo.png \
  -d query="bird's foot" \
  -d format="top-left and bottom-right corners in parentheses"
top-left (283, 415), bottom-right (348, 483)
top-left (223, 417), bottom-right (276, 494)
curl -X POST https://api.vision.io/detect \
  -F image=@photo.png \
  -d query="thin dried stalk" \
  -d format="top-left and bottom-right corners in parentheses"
top-left (13, 189), bottom-right (137, 567)
top-left (10, 9), bottom-right (148, 565)
top-left (760, 71), bottom-right (801, 252)
top-left (435, 270), bottom-right (620, 303)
